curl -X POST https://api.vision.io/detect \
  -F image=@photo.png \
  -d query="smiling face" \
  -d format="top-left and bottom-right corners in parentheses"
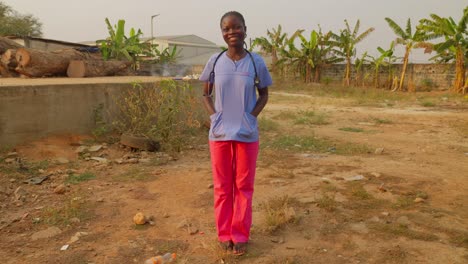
top-left (220, 14), bottom-right (246, 48)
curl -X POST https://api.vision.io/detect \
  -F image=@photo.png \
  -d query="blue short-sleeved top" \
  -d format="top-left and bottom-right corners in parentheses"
top-left (200, 52), bottom-right (273, 142)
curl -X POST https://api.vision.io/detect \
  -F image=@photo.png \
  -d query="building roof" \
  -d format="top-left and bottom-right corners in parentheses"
top-left (6, 35), bottom-right (95, 47)
top-left (141, 34), bottom-right (219, 48)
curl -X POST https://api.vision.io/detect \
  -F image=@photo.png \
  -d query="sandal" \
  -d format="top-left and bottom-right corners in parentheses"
top-left (233, 242), bottom-right (247, 256)
top-left (219, 240), bottom-right (233, 251)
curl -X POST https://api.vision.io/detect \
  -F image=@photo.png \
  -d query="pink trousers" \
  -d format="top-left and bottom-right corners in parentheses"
top-left (209, 140), bottom-right (259, 243)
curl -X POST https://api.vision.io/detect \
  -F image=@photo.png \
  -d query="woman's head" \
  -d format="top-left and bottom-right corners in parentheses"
top-left (220, 11), bottom-right (246, 48)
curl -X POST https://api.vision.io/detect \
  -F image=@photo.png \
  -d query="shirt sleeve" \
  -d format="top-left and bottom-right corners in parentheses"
top-left (199, 53), bottom-right (219, 83)
top-left (255, 54), bottom-right (273, 89)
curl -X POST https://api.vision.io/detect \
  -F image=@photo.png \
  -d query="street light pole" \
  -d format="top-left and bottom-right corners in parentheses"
top-left (151, 14), bottom-right (160, 44)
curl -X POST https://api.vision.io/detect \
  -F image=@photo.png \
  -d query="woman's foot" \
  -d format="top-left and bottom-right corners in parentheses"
top-left (233, 242), bottom-right (247, 256)
top-left (219, 240), bottom-right (233, 251)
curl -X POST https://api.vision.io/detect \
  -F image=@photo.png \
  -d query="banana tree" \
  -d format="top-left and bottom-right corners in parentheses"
top-left (354, 52), bottom-right (368, 87)
top-left (252, 24), bottom-right (287, 73)
top-left (331, 19), bottom-right (375, 86)
top-left (385, 18), bottom-right (429, 91)
top-left (418, 7), bottom-right (468, 93)
top-left (97, 18), bottom-right (147, 69)
top-left (368, 42), bottom-right (396, 88)
top-left (147, 44), bottom-right (181, 64)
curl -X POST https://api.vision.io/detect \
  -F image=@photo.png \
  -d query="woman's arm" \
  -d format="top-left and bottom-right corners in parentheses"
top-left (250, 87), bottom-right (269, 117)
top-left (202, 82), bottom-right (216, 116)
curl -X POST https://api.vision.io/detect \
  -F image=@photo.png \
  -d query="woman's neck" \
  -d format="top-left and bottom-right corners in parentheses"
top-left (226, 47), bottom-right (246, 61)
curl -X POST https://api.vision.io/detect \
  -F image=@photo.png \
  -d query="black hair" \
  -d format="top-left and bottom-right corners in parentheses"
top-left (220, 11), bottom-right (246, 28)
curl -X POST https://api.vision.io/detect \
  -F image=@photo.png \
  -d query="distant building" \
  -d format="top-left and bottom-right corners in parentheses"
top-left (7, 36), bottom-right (94, 52)
top-left (141, 34), bottom-right (221, 65)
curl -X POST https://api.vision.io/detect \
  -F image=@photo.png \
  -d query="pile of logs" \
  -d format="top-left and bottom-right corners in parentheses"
top-left (0, 37), bottom-right (132, 78)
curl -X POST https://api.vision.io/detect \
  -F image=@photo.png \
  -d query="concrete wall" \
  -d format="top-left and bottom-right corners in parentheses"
top-left (0, 82), bottom-right (150, 147)
top-left (320, 63), bottom-right (458, 89)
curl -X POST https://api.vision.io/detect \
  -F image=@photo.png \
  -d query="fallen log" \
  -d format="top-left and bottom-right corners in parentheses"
top-left (67, 59), bottom-right (131, 78)
top-left (0, 63), bottom-right (11, 77)
top-left (0, 37), bottom-right (22, 54)
top-left (15, 47), bottom-right (100, 77)
top-left (1, 49), bottom-right (17, 69)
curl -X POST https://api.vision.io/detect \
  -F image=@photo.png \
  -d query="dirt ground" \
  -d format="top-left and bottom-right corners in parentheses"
top-left (1, 84), bottom-right (467, 264)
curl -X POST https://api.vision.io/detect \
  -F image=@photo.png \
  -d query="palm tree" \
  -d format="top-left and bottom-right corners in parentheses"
top-left (252, 25), bottom-right (287, 73)
top-left (385, 18), bottom-right (429, 92)
top-left (418, 7), bottom-right (468, 93)
top-left (331, 19), bottom-right (375, 86)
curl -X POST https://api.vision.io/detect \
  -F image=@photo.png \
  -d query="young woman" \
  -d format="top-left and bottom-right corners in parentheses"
top-left (199, 11), bottom-right (273, 255)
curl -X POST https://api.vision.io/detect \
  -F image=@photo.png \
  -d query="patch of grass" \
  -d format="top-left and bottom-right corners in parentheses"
top-left (316, 193), bottom-right (337, 212)
top-left (266, 135), bottom-right (331, 152)
top-left (272, 110), bottom-right (297, 120)
top-left (258, 117), bottom-right (280, 131)
top-left (392, 196), bottom-right (414, 209)
top-left (294, 110), bottom-right (329, 125)
top-left (351, 186), bottom-right (372, 200)
top-left (449, 232), bottom-right (468, 248)
top-left (41, 197), bottom-right (93, 226)
top-left (260, 195), bottom-right (298, 233)
top-left (263, 135), bottom-right (371, 156)
top-left (450, 120), bottom-right (468, 138)
top-left (373, 117), bottom-right (393, 124)
top-left (335, 142), bottom-right (372, 155)
top-left (112, 167), bottom-right (151, 182)
top-left (370, 222), bottom-right (438, 242)
top-left (421, 100), bottom-right (436, 107)
top-left (339, 127), bottom-right (364, 133)
top-left (66, 172), bottom-right (96, 184)
top-left (377, 245), bottom-right (408, 263)
top-left (320, 183), bottom-right (338, 193)
top-left (268, 168), bottom-right (295, 179)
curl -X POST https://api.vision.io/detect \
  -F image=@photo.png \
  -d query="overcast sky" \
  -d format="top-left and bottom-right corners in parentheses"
top-left (3, 0), bottom-right (467, 62)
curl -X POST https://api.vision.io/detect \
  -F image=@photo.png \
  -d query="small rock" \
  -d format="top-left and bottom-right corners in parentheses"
top-left (4, 158), bottom-right (15, 164)
top-left (414, 197), bottom-right (425, 203)
top-left (133, 212), bottom-right (147, 225)
top-left (344, 175), bottom-right (365, 181)
top-left (90, 157), bottom-right (108, 163)
top-left (378, 183), bottom-right (387, 192)
top-left (67, 232), bottom-right (89, 244)
top-left (370, 172), bottom-right (381, 178)
top-left (271, 237), bottom-right (285, 244)
top-left (96, 198), bottom-right (104, 202)
top-left (88, 145), bottom-right (103, 152)
top-left (374, 148), bottom-right (385, 155)
top-left (14, 187), bottom-right (27, 201)
top-left (70, 218), bottom-right (81, 224)
top-left (350, 222), bottom-right (369, 234)
top-left (207, 184), bottom-right (214, 189)
top-left (127, 158), bottom-right (139, 164)
top-left (7, 152), bottom-right (18, 157)
top-left (298, 197), bottom-right (316, 204)
top-left (60, 245), bottom-right (69, 251)
top-left (115, 159), bottom-right (124, 164)
top-left (9, 178), bottom-right (16, 183)
top-left (369, 216), bottom-right (381, 223)
top-left (32, 227), bottom-right (62, 241)
top-left (55, 158), bottom-right (70, 164)
top-left (396, 216), bottom-right (411, 226)
top-left (75, 146), bottom-right (88, 153)
top-left (381, 212), bottom-right (390, 217)
top-left (188, 226), bottom-right (199, 235)
top-left (177, 219), bottom-right (189, 229)
top-left (54, 184), bottom-right (66, 194)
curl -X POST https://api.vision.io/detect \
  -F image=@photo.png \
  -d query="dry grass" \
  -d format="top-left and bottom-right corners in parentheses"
top-left (260, 195), bottom-right (298, 233)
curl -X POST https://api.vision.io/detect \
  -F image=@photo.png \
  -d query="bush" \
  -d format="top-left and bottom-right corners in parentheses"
top-left (111, 80), bottom-right (204, 152)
